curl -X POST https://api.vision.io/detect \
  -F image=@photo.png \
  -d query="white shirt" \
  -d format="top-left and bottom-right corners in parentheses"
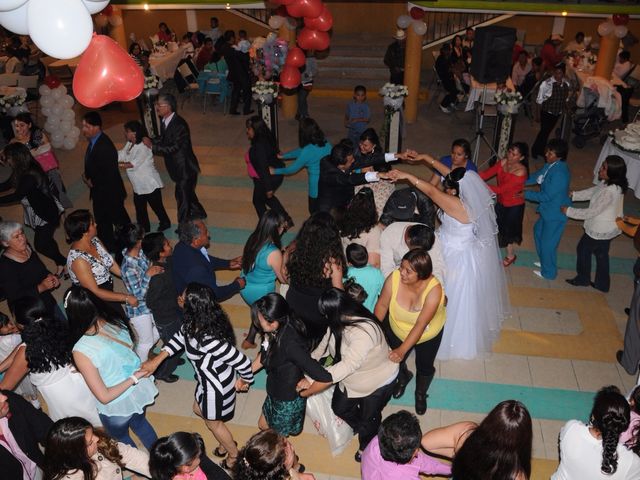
top-left (511, 61), bottom-right (531, 87)
top-left (163, 112), bottom-right (175, 129)
top-left (536, 76), bottom-right (570, 105)
top-left (566, 183), bottom-right (623, 240)
top-left (552, 420), bottom-right (640, 480)
top-left (117, 142), bottom-right (164, 195)
top-left (379, 222), bottom-right (445, 284)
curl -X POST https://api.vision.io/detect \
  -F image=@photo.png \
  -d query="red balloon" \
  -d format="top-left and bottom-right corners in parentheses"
top-left (101, 5), bottom-right (113, 16)
top-left (304, 6), bottom-right (333, 32)
top-left (73, 34), bottom-right (144, 108)
top-left (44, 75), bottom-right (61, 89)
top-left (410, 7), bottom-right (424, 20)
top-left (287, 0), bottom-right (322, 19)
top-left (280, 65), bottom-right (301, 89)
top-left (612, 14), bottom-right (629, 26)
top-left (285, 46), bottom-right (306, 67)
top-left (278, 0), bottom-right (296, 6)
top-left (297, 28), bottom-right (330, 51)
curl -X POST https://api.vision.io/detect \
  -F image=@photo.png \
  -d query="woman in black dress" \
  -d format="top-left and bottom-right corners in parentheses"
top-left (0, 143), bottom-right (66, 277)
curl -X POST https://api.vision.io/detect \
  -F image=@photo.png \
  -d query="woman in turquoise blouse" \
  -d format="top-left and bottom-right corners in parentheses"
top-left (240, 210), bottom-right (288, 348)
top-left (271, 117), bottom-right (331, 214)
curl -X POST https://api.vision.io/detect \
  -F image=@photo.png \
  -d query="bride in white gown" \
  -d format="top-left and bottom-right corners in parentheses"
top-left (382, 156), bottom-right (509, 359)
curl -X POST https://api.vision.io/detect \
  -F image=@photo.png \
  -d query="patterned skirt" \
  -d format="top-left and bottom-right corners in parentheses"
top-left (262, 394), bottom-right (306, 437)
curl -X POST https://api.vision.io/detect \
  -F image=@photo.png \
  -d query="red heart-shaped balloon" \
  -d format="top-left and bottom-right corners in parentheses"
top-left (287, 0), bottom-right (323, 19)
top-left (304, 6), bottom-right (333, 32)
top-left (280, 65), bottom-right (301, 89)
top-left (73, 34), bottom-right (144, 108)
top-left (297, 28), bottom-right (330, 51)
top-left (285, 46), bottom-right (306, 68)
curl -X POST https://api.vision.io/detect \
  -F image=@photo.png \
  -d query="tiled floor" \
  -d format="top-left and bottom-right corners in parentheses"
top-left (2, 89), bottom-right (639, 479)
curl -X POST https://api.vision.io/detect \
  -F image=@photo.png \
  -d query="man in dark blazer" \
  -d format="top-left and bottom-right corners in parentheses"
top-left (172, 216), bottom-right (245, 300)
top-left (81, 111), bottom-right (130, 255)
top-left (0, 389), bottom-right (53, 478)
top-left (143, 93), bottom-right (206, 224)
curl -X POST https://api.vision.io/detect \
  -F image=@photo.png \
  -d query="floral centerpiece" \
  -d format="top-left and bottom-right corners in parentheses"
top-left (494, 90), bottom-right (522, 115)
top-left (252, 81), bottom-right (278, 105)
top-left (144, 75), bottom-right (160, 90)
top-left (0, 91), bottom-right (27, 115)
top-left (379, 83), bottom-right (408, 111)
top-left (153, 40), bottom-right (168, 54)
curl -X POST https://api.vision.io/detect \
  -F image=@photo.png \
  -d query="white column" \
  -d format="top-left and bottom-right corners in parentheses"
top-left (186, 10), bottom-right (198, 32)
top-left (552, 17), bottom-right (566, 36)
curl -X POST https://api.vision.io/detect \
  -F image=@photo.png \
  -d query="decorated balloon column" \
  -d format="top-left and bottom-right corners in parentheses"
top-left (39, 77), bottom-right (81, 150)
top-left (594, 14), bottom-right (629, 80)
top-left (267, 0), bottom-right (333, 119)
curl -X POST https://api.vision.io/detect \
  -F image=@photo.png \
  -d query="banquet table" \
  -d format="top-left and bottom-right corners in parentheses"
top-left (594, 137), bottom-right (640, 199)
top-left (148, 45), bottom-right (188, 81)
top-left (465, 76), bottom-right (515, 112)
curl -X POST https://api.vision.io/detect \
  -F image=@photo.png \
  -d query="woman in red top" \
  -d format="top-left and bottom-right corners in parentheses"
top-left (480, 142), bottom-right (529, 267)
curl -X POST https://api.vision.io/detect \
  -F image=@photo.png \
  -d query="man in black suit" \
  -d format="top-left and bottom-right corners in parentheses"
top-left (143, 93), bottom-right (206, 224)
top-left (219, 30), bottom-right (254, 116)
top-left (0, 389), bottom-right (53, 478)
top-left (81, 111), bottom-right (130, 255)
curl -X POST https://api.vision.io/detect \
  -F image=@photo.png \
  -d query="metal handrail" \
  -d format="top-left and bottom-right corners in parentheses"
top-left (233, 8), bottom-right (270, 26)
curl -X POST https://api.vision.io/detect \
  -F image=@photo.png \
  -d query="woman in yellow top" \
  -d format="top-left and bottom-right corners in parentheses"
top-left (375, 248), bottom-right (445, 415)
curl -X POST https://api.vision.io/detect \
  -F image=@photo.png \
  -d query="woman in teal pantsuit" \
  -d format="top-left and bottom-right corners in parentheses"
top-left (524, 139), bottom-right (572, 280)
top-left (240, 210), bottom-right (289, 349)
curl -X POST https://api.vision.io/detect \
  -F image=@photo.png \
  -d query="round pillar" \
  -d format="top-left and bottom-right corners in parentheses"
top-left (278, 24), bottom-right (298, 120)
top-left (108, 6), bottom-right (127, 49)
top-left (404, 25), bottom-right (424, 124)
top-left (593, 32), bottom-right (618, 80)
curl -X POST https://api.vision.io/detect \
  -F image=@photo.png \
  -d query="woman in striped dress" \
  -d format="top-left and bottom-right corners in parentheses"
top-left (143, 282), bottom-right (254, 471)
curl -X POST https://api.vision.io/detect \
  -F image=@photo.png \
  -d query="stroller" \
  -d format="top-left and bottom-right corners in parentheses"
top-left (571, 87), bottom-right (607, 149)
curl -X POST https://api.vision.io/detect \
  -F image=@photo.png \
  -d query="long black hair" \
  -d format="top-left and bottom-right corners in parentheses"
top-left (3, 142), bottom-right (48, 188)
top-left (604, 155), bottom-right (629, 194)
top-left (242, 210), bottom-right (286, 274)
top-left (442, 167), bottom-right (466, 198)
top-left (339, 187), bottom-right (378, 240)
top-left (299, 117), bottom-right (327, 148)
top-left (317, 287), bottom-right (385, 362)
top-left (149, 432), bottom-right (204, 480)
top-left (12, 296), bottom-right (71, 373)
top-left (63, 285), bottom-right (134, 347)
top-left (452, 400), bottom-right (532, 480)
top-left (247, 115), bottom-right (276, 150)
top-left (233, 429), bottom-right (288, 480)
top-left (250, 293), bottom-right (307, 365)
top-left (590, 386), bottom-right (630, 475)
top-left (182, 283), bottom-right (235, 345)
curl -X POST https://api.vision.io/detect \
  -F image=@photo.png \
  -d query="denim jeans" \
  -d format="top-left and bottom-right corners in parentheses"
top-left (99, 411), bottom-right (157, 450)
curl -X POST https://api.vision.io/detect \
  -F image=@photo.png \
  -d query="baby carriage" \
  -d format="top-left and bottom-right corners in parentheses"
top-left (571, 87), bottom-right (607, 149)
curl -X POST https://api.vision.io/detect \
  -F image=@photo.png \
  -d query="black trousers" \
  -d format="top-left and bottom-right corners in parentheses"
top-left (308, 196), bottom-right (318, 215)
top-left (133, 188), bottom-right (171, 233)
top-left (92, 195), bottom-right (131, 255)
top-left (441, 77), bottom-right (459, 108)
top-left (297, 86), bottom-right (310, 118)
top-left (616, 85), bottom-right (634, 124)
top-left (385, 321), bottom-right (444, 377)
top-left (155, 317), bottom-right (182, 378)
top-left (332, 377), bottom-right (396, 451)
top-left (532, 110), bottom-right (561, 158)
top-left (230, 77), bottom-right (253, 114)
top-left (251, 177), bottom-right (290, 220)
top-left (574, 233), bottom-right (611, 292)
top-left (34, 221), bottom-right (66, 266)
top-left (174, 173), bottom-right (206, 223)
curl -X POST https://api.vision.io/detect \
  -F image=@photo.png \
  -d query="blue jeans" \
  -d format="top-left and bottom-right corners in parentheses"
top-left (99, 412), bottom-right (157, 450)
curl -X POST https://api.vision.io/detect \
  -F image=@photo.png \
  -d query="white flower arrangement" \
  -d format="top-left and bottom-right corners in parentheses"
top-left (252, 81), bottom-right (278, 104)
top-left (0, 92), bottom-right (26, 112)
top-left (379, 83), bottom-right (408, 111)
top-left (494, 90), bottom-right (523, 106)
top-left (144, 75), bottom-right (160, 90)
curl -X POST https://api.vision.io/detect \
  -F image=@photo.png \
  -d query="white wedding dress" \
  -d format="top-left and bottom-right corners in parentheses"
top-left (436, 172), bottom-right (510, 360)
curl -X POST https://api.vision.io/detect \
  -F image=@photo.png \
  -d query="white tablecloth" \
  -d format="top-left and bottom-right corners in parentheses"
top-left (595, 137), bottom-right (640, 198)
top-left (465, 76), bottom-right (515, 111)
top-left (149, 46), bottom-right (188, 81)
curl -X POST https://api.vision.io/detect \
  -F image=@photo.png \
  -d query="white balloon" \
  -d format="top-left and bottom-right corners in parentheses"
top-left (39, 84), bottom-right (51, 96)
top-left (0, 0), bottom-right (27, 12)
top-left (412, 20), bottom-right (427, 36)
top-left (61, 95), bottom-right (74, 109)
top-left (28, 0), bottom-right (93, 59)
top-left (41, 106), bottom-right (52, 117)
top-left (81, 0), bottom-right (109, 15)
top-left (40, 95), bottom-right (54, 108)
top-left (60, 119), bottom-right (73, 132)
top-left (70, 126), bottom-right (81, 138)
top-left (44, 119), bottom-right (58, 132)
top-left (397, 15), bottom-right (411, 29)
top-left (51, 88), bottom-right (63, 100)
top-left (597, 21), bottom-right (613, 37)
top-left (614, 25), bottom-right (628, 39)
top-left (57, 84), bottom-right (67, 95)
top-left (63, 136), bottom-right (77, 150)
top-left (51, 131), bottom-right (65, 143)
top-left (268, 15), bottom-right (284, 30)
top-left (62, 109), bottom-right (75, 121)
top-left (0, 2), bottom-right (29, 35)
top-left (51, 104), bottom-right (64, 117)
top-left (51, 138), bottom-right (64, 149)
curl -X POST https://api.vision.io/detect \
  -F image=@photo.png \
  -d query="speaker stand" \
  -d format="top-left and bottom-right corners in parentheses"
top-left (471, 84), bottom-right (499, 169)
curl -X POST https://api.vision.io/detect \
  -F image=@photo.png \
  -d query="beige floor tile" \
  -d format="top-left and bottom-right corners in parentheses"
top-left (539, 419), bottom-right (564, 460)
top-left (528, 357), bottom-right (578, 390)
top-left (234, 389), bottom-right (266, 427)
top-left (485, 353), bottom-right (532, 386)
top-left (148, 379), bottom-right (198, 418)
top-left (614, 362), bottom-right (639, 395)
top-left (439, 359), bottom-right (486, 382)
top-left (572, 359), bottom-right (626, 392)
top-left (519, 307), bottom-right (582, 335)
top-left (532, 419), bottom-right (546, 460)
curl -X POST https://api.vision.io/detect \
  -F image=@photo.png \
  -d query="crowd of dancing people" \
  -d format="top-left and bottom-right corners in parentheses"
top-left (1, 100), bottom-right (640, 479)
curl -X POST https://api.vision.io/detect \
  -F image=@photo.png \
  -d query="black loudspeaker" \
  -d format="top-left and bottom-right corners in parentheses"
top-left (470, 26), bottom-right (517, 84)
